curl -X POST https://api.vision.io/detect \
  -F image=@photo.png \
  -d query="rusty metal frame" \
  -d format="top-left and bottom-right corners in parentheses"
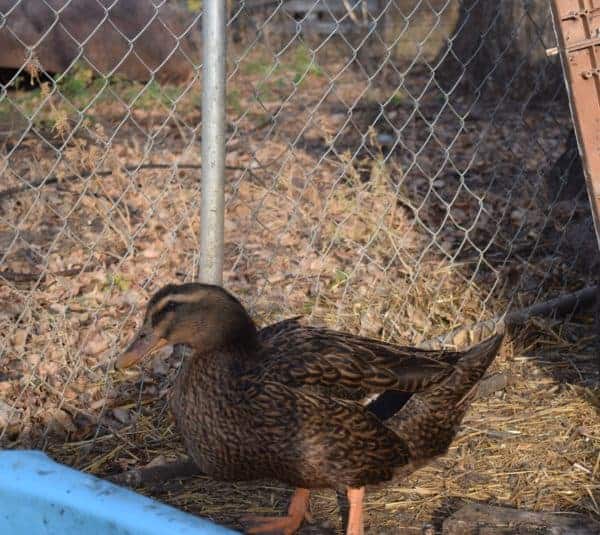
top-left (550, 0), bottom-right (600, 251)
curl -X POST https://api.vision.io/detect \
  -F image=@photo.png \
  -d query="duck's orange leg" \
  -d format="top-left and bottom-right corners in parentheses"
top-left (243, 488), bottom-right (310, 534)
top-left (346, 487), bottom-right (365, 535)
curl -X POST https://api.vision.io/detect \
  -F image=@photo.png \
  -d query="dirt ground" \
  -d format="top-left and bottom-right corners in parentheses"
top-left (0, 4), bottom-right (599, 534)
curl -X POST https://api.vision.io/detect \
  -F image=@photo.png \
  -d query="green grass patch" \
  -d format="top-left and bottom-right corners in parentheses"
top-left (0, 61), bottom-right (199, 135)
top-left (289, 44), bottom-right (323, 85)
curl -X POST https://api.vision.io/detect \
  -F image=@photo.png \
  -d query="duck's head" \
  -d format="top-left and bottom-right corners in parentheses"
top-left (116, 283), bottom-right (257, 370)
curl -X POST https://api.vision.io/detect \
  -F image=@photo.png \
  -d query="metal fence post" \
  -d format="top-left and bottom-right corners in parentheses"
top-left (199, 0), bottom-right (227, 285)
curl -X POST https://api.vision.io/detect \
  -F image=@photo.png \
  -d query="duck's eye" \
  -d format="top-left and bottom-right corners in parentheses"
top-left (163, 301), bottom-right (178, 313)
top-left (151, 301), bottom-right (179, 327)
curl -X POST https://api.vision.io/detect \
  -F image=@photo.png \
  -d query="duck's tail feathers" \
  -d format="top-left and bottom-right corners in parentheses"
top-left (457, 332), bottom-right (504, 375)
top-left (365, 332), bottom-right (504, 420)
top-left (438, 332), bottom-right (505, 408)
top-left (388, 332), bottom-right (504, 461)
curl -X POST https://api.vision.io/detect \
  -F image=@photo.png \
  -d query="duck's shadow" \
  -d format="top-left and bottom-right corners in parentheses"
top-left (509, 317), bottom-right (600, 415)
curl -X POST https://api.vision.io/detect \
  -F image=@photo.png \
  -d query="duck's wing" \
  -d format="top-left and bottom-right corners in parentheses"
top-left (241, 379), bottom-right (410, 488)
top-left (257, 316), bottom-right (303, 340)
top-left (253, 320), bottom-right (466, 397)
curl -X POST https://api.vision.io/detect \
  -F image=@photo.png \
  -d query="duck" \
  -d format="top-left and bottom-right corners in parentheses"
top-left (116, 282), bottom-right (504, 535)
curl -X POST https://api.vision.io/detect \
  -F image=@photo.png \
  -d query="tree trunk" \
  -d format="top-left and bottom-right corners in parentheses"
top-left (435, 0), bottom-right (564, 101)
top-left (547, 129), bottom-right (585, 204)
top-left (545, 130), bottom-right (600, 281)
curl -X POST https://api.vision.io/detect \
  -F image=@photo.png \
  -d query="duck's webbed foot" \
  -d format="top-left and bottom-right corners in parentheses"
top-left (242, 488), bottom-right (311, 534)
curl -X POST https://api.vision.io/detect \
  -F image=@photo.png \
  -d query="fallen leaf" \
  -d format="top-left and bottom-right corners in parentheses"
top-left (0, 400), bottom-right (20, 429)
top-left (112, 407), bottom-right (130, 424)
top-left (84, 333), bottom-right (109, 355)
top-left (12, 329), bottom-right (27, 352)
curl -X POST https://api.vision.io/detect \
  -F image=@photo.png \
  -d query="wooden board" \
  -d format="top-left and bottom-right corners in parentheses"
top-left (550, 0), bottom-right (600, 251)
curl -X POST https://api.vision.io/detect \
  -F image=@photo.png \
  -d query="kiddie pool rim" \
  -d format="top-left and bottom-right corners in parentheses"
top-left (0, 450), bottom-right (238, 535)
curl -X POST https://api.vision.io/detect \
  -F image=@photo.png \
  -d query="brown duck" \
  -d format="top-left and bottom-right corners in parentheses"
top-left (116, 283), bottom-right (503, 535)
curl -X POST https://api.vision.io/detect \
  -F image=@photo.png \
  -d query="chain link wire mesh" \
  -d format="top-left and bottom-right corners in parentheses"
top-left (1, 0), bottom-right (599, 530)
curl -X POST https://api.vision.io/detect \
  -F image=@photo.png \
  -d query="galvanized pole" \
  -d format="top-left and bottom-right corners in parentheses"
top-left (199, 0), bottom-right (226, 284)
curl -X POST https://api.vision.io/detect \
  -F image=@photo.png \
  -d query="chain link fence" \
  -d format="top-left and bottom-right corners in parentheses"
top-left (1, 0), bottom-right (599, 531)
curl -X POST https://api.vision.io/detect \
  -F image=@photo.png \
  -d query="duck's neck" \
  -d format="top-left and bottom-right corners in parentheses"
top-left (190, 298), bottom-right (259, 351)
top-left (176, 339), bottom-right (259, 393)
top-left (169, 344), bottom-right (255, 475)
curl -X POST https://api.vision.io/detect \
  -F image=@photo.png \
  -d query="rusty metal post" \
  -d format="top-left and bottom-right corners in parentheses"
top-left (549, 0), bottom-right (600, 251)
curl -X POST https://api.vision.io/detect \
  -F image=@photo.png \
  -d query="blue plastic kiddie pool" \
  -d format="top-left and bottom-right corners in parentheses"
top-left (0, 450), bottom-right (238, 534)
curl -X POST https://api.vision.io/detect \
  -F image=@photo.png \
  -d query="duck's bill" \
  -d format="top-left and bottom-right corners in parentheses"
top-left (116, 329), bottom-right (168, 370)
